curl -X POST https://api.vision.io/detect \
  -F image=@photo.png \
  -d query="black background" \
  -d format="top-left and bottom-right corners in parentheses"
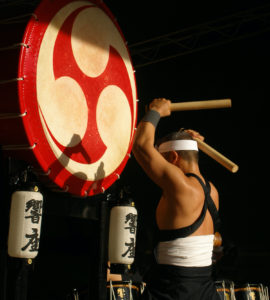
top-left (1, 0), bottom-right (270, 299)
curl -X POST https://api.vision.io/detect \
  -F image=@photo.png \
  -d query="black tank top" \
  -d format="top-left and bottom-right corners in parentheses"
top-left (158, 173), bottom-right (220, 242)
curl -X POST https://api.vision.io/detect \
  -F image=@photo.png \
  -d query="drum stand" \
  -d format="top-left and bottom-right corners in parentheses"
top-left (95, 196), bottom-right (110, 300)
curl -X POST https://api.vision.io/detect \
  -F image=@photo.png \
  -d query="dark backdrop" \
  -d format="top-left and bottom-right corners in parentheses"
top-left (1, 0), bottom-right (270, 299)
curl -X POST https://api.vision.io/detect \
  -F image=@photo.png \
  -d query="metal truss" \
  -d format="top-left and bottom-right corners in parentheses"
top-left (129, 3), bottom-right (270, 69)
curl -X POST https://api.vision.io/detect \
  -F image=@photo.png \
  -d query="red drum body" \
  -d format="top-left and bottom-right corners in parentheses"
top-left (234, 284), bottom-right (269, 300)
top-left (215, 280), bottom-right (236, 300)
top-left (0, 0), bottom-right (137, 196)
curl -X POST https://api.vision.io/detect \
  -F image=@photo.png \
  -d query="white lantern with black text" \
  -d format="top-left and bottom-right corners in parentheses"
top-left (8, 190), bottom-right (43, 259)
top-left (108, 204), bottom-right (137, 265)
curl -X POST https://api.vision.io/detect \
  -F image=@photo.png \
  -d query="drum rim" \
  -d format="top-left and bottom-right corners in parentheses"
top-left (106, 284), bottom-right (140, 291)
top-left (216, 288), bottom-right (231, 292)
top-left (106, 280), bottom-right (142, 293)
top-left (17, 0), bottom-right (137, 196)
top-left (234, 284), bottom-right (266, 292)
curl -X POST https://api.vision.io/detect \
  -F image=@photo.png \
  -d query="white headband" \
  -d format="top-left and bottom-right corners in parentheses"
top-left (158, 140), bottom-right (198, 153)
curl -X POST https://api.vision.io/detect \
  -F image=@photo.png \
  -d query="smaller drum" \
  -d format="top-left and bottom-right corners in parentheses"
top-left (215, 280), bottom-right (236, 300)
top-left (107, 281), bottom-right (144, 300)
top-left (234, 283), bottom-right (269, 300)
top-left (66, 281), bottom-right (145, 300)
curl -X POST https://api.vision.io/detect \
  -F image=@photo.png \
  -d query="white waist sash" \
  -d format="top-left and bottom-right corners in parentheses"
top-left (156, 235), bottom-right (214, 267)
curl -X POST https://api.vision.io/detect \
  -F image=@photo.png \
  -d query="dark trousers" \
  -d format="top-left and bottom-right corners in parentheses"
top-left (141, 264), bottom-right (220, 300)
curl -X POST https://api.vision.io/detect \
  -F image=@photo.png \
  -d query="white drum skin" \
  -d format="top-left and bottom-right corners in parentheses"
top-left (108, 205), bottom-right (137, 265)
top-left (8, 190), bottom-right (43, 259)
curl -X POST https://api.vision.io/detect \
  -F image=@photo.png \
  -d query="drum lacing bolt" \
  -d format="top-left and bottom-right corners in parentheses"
top-left (1, 143), bottom-right (36, 151)
top-left (33, 168), bottom-right (51, 176)
top-left (0, 14), bottom-right (32, 25)
top-left (136, 99), bottom-right (139, 102)
top-left (0, 111), bottom-right (26, 120)
top-left (0, 77), bottom-right (23, 85)
top-left (31, 13), bottom-right (38, 21)
top-left (44, 168), bottom-right (51, 176)
top-left (51, 185), bottom-right (68, 193)
top-left (101, 187), bottom-right (105, 193)
top-left (115, 173), bottom-right (120, 179)
top-left (127, 153), bottom-right (131, 158)
top-left (0, 43), bottom-right (28, 51)
top-left (20, 43), bottom-right (29, 48)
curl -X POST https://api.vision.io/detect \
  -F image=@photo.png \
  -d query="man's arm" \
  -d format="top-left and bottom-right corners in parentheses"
top-left (132, 98), bottom-right (186, 191)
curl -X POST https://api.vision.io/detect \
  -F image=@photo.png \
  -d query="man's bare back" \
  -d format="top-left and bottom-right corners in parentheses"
top-left (156, 175), bottom-right (219, 236)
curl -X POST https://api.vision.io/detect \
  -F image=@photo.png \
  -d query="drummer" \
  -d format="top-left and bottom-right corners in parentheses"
top-left (132, 98), bottom-right (221, 299)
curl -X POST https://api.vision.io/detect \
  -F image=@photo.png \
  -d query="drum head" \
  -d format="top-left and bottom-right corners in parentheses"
top-left (18, 0), bottom-right (137, 196)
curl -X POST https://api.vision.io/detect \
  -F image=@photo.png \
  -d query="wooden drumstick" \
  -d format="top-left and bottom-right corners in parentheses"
top-left (145, 99), bottom-right (231, 112)
top-left (194, 137), bottom-right (239, 173)
top-left (170, 99), bottom-right (231, 112)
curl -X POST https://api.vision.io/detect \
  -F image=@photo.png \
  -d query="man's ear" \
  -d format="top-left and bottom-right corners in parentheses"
top-left (168, 151), bottom-right (178, 164)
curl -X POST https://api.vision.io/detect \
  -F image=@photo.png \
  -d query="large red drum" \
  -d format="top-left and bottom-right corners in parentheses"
top-left (0, 0), bottom-right (137, 196)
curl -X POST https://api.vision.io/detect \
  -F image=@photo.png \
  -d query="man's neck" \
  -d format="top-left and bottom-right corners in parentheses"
top-left (180, 162), bottom-right (200, 175)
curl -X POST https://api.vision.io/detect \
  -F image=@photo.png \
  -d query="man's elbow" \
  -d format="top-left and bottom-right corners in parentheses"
top-left (132, 141), bottom-right (143, 156)
top-left (132, 141), bottom-right (154, 165)
top-left (132, 137), bottom-right (151, 158)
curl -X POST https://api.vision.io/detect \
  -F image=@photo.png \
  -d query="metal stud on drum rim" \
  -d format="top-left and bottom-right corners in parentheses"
top-left (0, 0), bottom-right (137, 196)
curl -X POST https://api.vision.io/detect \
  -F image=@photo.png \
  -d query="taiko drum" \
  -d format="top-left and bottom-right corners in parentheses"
top-left (0, 0), bottom-right (137, 196)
